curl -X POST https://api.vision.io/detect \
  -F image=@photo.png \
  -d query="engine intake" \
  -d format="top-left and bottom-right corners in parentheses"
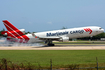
top-left (59, 37), bottom-right (69, 42)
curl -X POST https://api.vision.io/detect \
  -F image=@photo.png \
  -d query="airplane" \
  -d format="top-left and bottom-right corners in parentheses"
top-left (1, 20), bottom-right (104, 46)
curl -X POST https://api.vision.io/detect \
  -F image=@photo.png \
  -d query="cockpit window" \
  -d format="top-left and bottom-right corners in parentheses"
top-left (99, 28), bottom-right (102, 29)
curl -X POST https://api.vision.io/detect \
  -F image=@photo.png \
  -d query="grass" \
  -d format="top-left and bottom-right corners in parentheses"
top-left (0, 50), bottom-right (105, 68)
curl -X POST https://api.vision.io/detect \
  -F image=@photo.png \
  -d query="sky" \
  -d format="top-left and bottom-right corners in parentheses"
top-left (0, 0), bottom-right (105, 32)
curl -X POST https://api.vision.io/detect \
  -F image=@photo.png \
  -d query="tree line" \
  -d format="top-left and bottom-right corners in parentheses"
top-left (77, 32), bottom-right (105, 40)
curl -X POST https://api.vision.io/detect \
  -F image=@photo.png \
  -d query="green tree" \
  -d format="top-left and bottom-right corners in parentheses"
top-left (0, 28), bottom-right (5, 36)
top-left (78, 32), bottom-right (105, 40)
top-left (92, 32), bottom-right (105, 40)
top-left (61, 27), bottom-right (67, 29)
top-left (25, 31), bottom-right (31, 34)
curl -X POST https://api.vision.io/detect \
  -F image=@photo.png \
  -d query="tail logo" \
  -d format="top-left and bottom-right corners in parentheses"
top-left (84, 28), bottom-right (92, 34)
top-left (2, 20), bottom-right (29, 43)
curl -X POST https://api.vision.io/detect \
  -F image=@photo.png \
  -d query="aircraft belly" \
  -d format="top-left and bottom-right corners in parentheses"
top-left (28, 38), bottom-right (44, 43)
top-left (68, 33), bottom-right (81, 39)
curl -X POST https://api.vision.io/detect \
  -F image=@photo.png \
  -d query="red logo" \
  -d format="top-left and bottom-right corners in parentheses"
top-left (84, 28), bottom-right (92, 34)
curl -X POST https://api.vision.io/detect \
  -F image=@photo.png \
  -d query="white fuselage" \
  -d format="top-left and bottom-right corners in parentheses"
top-left (3, 20), bottom-right (104, 44)
top-left (26, 26), bottom-right (104, 43)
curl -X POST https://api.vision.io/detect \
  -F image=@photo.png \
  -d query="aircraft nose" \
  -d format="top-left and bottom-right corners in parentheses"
top-left (97, 28), bottom-right (104, 33)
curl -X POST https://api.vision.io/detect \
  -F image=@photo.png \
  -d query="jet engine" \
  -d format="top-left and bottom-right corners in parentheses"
top-left (19, 29), bottom-right (25, 34)
top-left (59, 37), bottom-right (69, 42)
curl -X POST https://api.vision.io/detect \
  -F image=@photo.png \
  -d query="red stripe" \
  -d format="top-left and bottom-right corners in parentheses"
top-left (86, 28), bottom-right (89, 32)
top-left (84, 28), bottom-right (92, 34)
top-left (7, 32), bottom-right (16, 38)
top-left (17, 35), bottom-right (29, 40)
top-left (10, 30), bottom-right (24, 37)
top-left (3, 20), bottom-right (30, 43)
top-left (17, 35), bottom-right (29, 43)
top-left (7, 34), bottom-right (29, 43)
top-left (3, 20), bottom-right (18, 31)
top-left (4, 23), bottom-right (13, 31)
top-left (89, 29), bottom-right (92, 34)
top-left (3, 20), bottom-right (24, 37)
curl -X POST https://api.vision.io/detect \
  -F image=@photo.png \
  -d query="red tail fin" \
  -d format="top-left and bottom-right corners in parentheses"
top-left (2, 20), bottom-right (24, 37)
top-left (2, 20), bottom-right (29, 43)
top-left (3, 20), bottom-right (18, 31)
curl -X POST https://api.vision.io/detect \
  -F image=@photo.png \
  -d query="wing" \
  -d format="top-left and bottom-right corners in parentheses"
top-left (32, 33), bottom-right (60, 41)
top-left (32, 33), bottom-right (69, 42)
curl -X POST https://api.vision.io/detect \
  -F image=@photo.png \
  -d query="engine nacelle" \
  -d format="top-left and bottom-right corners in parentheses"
top-left (59, 37), bottom-right (69, 42)
top-left (19, 29), bottom-right (25, 34)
